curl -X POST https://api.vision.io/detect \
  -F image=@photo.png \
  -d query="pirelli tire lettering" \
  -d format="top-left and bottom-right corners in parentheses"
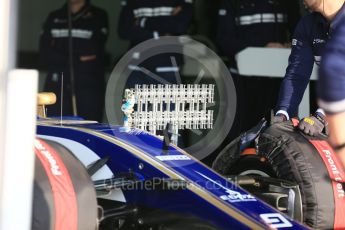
top-left (32, 139), bottom-right (97, 230)
top-left (34, 139), bottom-right (62, 176)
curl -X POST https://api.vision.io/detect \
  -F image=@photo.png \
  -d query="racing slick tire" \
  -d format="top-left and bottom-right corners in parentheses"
top-left (258, 121), bottom-right (345, 229)
top-left (32, 139), bottom-right (98, 230)
top-left (213, 121), bottom-right (345, 229)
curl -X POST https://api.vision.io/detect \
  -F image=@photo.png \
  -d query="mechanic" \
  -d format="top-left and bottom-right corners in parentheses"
top-left (118, 0), bottom-right (193, 87)
top-left (217, 0), bottom-right (300, 135)
top-left (274, 0), bottom-right (345, 136)
top-left (39, 0), bottom-right (108, 122)
top-left (318, 3), bottom-right (345, 169)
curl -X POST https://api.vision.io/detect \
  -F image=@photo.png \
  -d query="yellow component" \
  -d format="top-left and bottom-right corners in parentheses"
top-left (38, 92), bottom-right (56, 105)
top-left (303, 117), bottom-right (315, 126)
top-left (37, 92), bottom-right (57, 118)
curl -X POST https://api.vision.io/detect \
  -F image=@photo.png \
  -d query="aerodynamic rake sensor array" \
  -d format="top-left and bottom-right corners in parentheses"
top-left (122, 84), bottom-right (215, 145)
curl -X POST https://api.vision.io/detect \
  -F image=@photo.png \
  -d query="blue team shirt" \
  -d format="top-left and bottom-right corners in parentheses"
top-left (118, 0), bottom-right (193, 46)
top-left (318, 4), bottom-right (345, 113)
top-left (276, 11), bottom-right (330, 117)
top-left (217, 0), bottom-right (300, 64)
top-left (118, 0), bottom-right (192, 72)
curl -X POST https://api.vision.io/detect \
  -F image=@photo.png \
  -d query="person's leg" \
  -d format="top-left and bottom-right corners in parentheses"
top-left (242, 77), bottom-right (282, 130)
top-left (259, 77), bottom-right (282, 118)
top-left (43, 72), bottom-right (73, 117)
top-left (268, 78), bottom-right (283, 110)
top-left (227, 73), bottom-right (243, 138)
top-left (76, 88), bottom-right (104, 121)
top-left (240, 76), bottom-right (263, 131)
top-left (75, 73), bottom-right (105, 122)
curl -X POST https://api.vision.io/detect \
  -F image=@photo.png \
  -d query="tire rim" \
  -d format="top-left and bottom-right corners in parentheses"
top-left (239, 169), bottom-right (270, 177)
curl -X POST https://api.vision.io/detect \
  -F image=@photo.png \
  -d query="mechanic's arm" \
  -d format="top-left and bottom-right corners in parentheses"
top-left (39, 13), bottom-right (68, 71)
top-left (276, 20), bottom-right (314, 118)
top-left (118, 0), bottom-right (158, 43)
top-left (318, 22), bottom-right (345, 168)
top-left (216, 0), bottom-right (247, 58)
top-left (142, 0), bottom-right (193, 35)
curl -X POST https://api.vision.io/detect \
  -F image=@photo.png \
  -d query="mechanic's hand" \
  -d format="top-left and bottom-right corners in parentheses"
top-left (298, 113), bottom-right (327, 136)
top-left (271, 113), bottom-right (287, 124)
top-left (80, 55), bottom-right (96, 62)
top-left (172, 6), bottom-right (182, 15)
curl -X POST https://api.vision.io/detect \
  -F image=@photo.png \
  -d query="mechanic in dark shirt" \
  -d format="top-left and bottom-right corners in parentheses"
top-left (39, 0), bottom-right (108, 122)
top-left (275, 0), bottom-right (345, 136)
top-left (118, 0), bottom-right (193, 87)
top-left (217, 0), bottom-right (300, 135)
top-left (318, 2), bottom-right (345, 168)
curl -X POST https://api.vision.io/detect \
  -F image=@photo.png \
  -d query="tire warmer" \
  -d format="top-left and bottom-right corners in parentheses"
top-left (292, 118), bottom-right (345, 229)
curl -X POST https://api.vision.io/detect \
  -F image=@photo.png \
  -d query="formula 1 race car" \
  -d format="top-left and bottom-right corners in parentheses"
top-left (33, 94), bottom-right (308, 230)
top-left (36, 118), bottom-right (310, 230)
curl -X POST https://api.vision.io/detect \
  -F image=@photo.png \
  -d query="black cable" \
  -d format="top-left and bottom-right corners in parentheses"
top-left (67, 1), bottom-right (78, 116)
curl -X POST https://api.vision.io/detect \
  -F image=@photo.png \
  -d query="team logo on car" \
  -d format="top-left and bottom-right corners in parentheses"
top-left (194, 171), bottom-right (257, 203)
top-left (260, 213), bottom-right (292, 228)
top-left (220, 189), bottom-right (256, 203)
